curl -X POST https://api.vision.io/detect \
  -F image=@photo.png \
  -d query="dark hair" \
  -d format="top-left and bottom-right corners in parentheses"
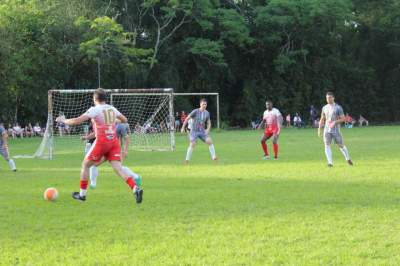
top-left (326, 91), bottom-right (334, 97)
top-left (94, 88), bottom-right (107, 102)
top-left (200, 98), bottom-right (208, 103)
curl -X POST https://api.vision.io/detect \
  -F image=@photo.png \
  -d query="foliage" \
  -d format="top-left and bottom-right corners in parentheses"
top-left (0, 0), bottom-right (399, 125)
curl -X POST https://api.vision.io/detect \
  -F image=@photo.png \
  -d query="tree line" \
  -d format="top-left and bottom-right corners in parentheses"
top-left (0, 0), bottom-right (399, 126)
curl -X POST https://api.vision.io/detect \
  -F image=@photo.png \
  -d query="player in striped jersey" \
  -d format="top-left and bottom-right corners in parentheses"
top-left (318, 91), bottom-right (353, 167)
top-left (0, 123), bottom-right (17, 171)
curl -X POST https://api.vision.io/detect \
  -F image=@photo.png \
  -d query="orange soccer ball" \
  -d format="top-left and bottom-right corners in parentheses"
top-left (44, 187), bottom-right (59, 201)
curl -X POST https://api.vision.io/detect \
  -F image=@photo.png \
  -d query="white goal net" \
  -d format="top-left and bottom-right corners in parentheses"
top-left (28, 88), bottom-right (175, 159)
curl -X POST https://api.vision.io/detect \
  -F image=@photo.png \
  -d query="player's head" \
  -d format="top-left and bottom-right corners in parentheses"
top-left (326, 91), bottom-right (335, 104)
top-left (199, 98), bottom-right (208, 109)
top-left (265, 100), bottom-right (273, 110)
top-left (93, 88), bottom-right (107, 104)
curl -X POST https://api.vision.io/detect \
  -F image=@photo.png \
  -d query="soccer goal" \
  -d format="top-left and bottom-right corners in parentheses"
top-left (29, 88), bottom-right (175, 159)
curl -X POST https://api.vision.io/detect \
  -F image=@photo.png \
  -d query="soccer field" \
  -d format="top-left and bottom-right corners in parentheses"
top-left (1, 126), bottom-right (400, 265)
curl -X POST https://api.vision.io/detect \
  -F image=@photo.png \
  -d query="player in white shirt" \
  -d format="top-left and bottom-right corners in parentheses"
top-left (56, 88), bottom-right (143, 203)
top-left (258, 100), bottom-right (283, 159)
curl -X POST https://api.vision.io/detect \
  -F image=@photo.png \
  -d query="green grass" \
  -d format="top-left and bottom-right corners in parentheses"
top-left (1, 126), bottom-right (400, 265)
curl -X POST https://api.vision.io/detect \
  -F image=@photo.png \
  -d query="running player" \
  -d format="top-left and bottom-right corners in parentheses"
top-left (181, 98), bottom-right (217, 163)
top-left (56, 88), bottom-right (143, 203)
top-left (318, 91), bottom-right (353, 167)
top-left (0, 123), bottom-right (17, 171)
top-left (258, 100), bottom-right (282, 160)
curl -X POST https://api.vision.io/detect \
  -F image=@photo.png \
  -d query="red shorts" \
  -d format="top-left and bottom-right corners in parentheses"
top-left (264, 128), bottom-right (279, 138)
top-left (85, 140), bottom-right (121, 163)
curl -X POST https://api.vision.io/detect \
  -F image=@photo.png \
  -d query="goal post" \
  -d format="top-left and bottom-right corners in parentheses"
top-left (173, 92), bottom-right (220, 130)
top-left (25, 88), bottom-right (175, 159)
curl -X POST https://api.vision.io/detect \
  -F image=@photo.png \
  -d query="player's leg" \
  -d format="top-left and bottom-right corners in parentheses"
top-left (323, 132), bottom-right (334, 167)
top-left (84, 142), bottom-right (99, 189)
top-left (185, 132), bottom-right (197, 163)
top-left (109, 160), bottom-right (143, 203)
top-left (1, 148), bottom-right (16, 171)
top-left (72, 158), bottom-right (96, 201)
top-left (122, 166), bottom-right (142, 188)
top-left (336, 134), bottom-right (353, 165)
top-left (204, 135), bottom-right (217, 160)
top-left (107, 142), bottom-right (143, 203)
top-left (261, 133), bottom-right (271, 159)
top-left (272, 134), bottom-right (279, 159)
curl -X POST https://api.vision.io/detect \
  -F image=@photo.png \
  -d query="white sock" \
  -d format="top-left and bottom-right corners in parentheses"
top-left (8, 159), bottom-right (16, 171)
top-left (122, 166), bottom-right (141, 187)
top-left (340, 146), bottom-right (350, 161)
top-left (325, 145), bottom-right (333, 165)
top-left (85, 143), bottom-right (92, 154)
top-left (209, 144), bottom-right (216, 160)
top-left (89, 166), bottom-right (98, 186)
top-left (80, 189), bottom-right (87, 197)
top-left (186, 146), bottom-right (193, 161)
top-left (122, 166), bottom-right (139, 179)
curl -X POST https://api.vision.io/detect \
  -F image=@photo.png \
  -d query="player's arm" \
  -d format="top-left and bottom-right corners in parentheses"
top-left (181, 115), bottom-right (191, 133)
top-left (257, 118), bottom-right (265, 129)
top-left (82, 131), bottom-right (95, 141)
top-left (2, 131), bottom-right (8, 150)
top-left (318, 111), bottom-right (326, 137)
top-left (56, 114), bottom-right (90, 126)
top-left (277, 114), bottom-right (283, 134)
top-left (205, 119), bottom-right (211, 134)
top-left (117, 114), bottom-right (127, 124)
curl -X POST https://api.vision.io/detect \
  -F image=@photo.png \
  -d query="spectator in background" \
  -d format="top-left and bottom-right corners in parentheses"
top-left (251, 118), bottom-right (261, 130)
top-left (293, 113), bottom-right (303, 128)
top-left (57, 112), bottom-right (70, 136)
top-left (359, 115), bottom-right (369, 126)
top-left (180, 111), bottom-right (188, 132)
top-left (25, 123), bottom-right (33, 137)
top-left (33, 123), bottom-right (43, 136)
top-left (175, 112), bottom-right (181, 132)
top-left (286, 114), bottom-right (291, 127)
top-left (13, 123), bottom-right (24, 138)
top-left (310, 105), bottom-right (318, 127)
top-left (345, 114), bottom-right (355, 128)
top-left (7, 123), bottom-right (13, 138)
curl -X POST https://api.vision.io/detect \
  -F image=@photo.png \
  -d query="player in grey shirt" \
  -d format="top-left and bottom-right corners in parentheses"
top-left (181, 98), bottom-right (218, 163)
top-left (318, 92), bottom-right (353, 167)
top-left (116, 122), bottom-right (130, 161)
top-left (0, 123), bottom-right (17, 171)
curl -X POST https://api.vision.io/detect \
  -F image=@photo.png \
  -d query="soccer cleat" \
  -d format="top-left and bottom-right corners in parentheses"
top-left (262, 155), bottom-right (270, 160)
top-left (72, 192), bottom-right (86, 201)
top-left (89, 183), bottom-right (96, 189)
top-left (12, 169), bottom-right (17, 172)
top-left (328, 163), bottom-right (333, 167)
top-left (274, 157), bottom-right (278, 160)
top-left (212, 156), bottom-right (218, 161)
top-left (347, 159), bottom-right (353, 166)
top-left (133, 186), bottom-right (143, 204)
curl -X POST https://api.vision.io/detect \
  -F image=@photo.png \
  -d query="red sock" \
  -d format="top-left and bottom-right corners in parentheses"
top-left (80, 180), bottom-right (88, 190)
top-left (273, 143), bottom-right (278, 158)
top-left (126, 177), bottom-right (136, 190)
top-left (261, 142), bottom-right (268, 156)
